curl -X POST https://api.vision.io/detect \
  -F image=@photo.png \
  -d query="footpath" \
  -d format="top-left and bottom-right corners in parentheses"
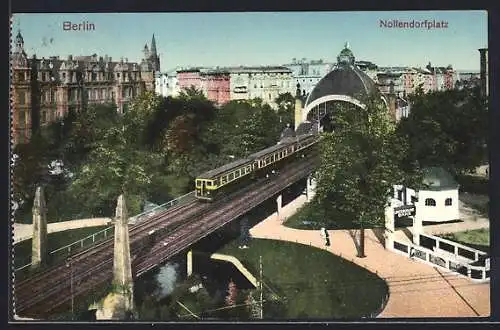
top-left (249, 195), bottom-right (490, 318)
top-left (13, 218), bottom-right (112, 244)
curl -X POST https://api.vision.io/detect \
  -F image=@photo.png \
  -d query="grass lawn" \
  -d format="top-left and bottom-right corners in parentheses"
top-left (439, 228), bottom-right (490, 253)
top-left (459, 192), bottom-right (489, 218)
top-left (456, 174), bottom-right (489, 195)
top-left (13, 225), bottom-right (111, 268)
top-left (284, 202), bottom-right (375, 231)
top-left (218, 238), bottom-right (388, 319)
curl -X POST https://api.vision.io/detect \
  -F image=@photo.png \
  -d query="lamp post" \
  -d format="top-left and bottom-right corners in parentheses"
top-left (66, 257), bottom-right (74, 320)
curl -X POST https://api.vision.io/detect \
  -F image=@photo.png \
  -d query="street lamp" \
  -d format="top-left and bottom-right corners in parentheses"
top-left (66, 257), bottom-right (74, 320)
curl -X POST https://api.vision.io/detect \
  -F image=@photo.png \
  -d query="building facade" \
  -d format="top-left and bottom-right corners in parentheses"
top-left (229, 66), bottom-right (294, 108)
top-left (175, 68), bottom-right (231, 106)
top-left (177, 68), bottom-right (203, 92)
top-left (155, 70), bottom-right (180, 98)
top-left (284, 59), bottom-right (334, 96)
top-left (201, 70), bottom-right (231, 106)
top-left (377, 72), bottom-right (405, 96)
top-left (10, 31), bottom-right (159, 146)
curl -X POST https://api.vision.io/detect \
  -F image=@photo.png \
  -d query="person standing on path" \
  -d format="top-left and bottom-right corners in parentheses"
top-left (320, 227), bottom-right (330, 246)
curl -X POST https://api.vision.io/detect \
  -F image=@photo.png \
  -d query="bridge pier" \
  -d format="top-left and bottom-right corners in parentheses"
top-left (31, 186), bottom-right (48, 269)
top-left (187, 250), bottom-right (193, 277)
top-left (276, 194), bottom-right (282, 221)
top-left (305, 175), bottom-right (316, 202)
top-left (413, 201), bottom-right (423, 246)
top-left (95, 194), bottom-right (135, 320)
top-left (384, 204), bottom-right (395, 250)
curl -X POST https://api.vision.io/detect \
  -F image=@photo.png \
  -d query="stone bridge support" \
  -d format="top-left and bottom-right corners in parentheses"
top-left (305, 175), bottom-right (316, 202)
top-left (412, 201), bottom-right (423, 246)
top-left (384, 204), bottom-right (395, 250)
top-left (31, 186), bottom-right (48, 269)
top-left (187, 250), bottom-right (193, 277)
top-left (276, 194), bottom-right (282, 221)
top-left (112, 194), bottom-right (134, 314)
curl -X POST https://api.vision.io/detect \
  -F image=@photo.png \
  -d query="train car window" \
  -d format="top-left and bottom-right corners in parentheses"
top-left (206, 181), bottom-right (211, 187)
top-left (229, 173), bottom-right (234, 181)
top-left (221, 176), bottom-right (227, 184)
top-left (196, 180), bottom-right (201, 187)
top-left (248, 165), bottom-right (252, 172)
top-left (235, 170), bottom-right (240, 178)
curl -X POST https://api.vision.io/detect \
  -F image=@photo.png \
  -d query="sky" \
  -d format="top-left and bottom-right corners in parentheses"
top-left (12, 11), bottom-right (487, 72)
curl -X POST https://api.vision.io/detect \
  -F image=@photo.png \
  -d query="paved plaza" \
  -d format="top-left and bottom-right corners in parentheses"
top-left (249, 195), bottom-right (490, 318)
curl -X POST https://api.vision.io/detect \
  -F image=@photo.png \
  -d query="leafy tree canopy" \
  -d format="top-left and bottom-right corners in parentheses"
top-left (397, 86), bottom-right (488, 175)
top-left (314, 96), bottom-right (422, 255)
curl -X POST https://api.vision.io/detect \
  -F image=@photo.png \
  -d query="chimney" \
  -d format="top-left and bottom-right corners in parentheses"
top-left (294, 83), bottom-right (303, 130)
top-left (478, 48), bottom-right (488, 97)
top-left (388, 81), bottom-right (397, 120)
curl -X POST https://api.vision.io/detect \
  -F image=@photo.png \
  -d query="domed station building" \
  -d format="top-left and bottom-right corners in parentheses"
top-left (294, 43), bottom-right (396, 133)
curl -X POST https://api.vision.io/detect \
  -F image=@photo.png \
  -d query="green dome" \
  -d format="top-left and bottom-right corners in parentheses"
top-left (337, 42), bottom-right (355, 65)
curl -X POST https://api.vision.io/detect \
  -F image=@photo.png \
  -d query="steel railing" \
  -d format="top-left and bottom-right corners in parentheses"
top-left (14, 191), bottom-right (195, 273)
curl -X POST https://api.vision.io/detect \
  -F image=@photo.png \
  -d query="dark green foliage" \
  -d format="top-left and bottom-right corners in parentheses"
top-left (219, 238), bottom-right (388, 319)
top-left (315, 96), bottom-right (422, 256)
top-left (396, 87), bottom-right (488, 175)
top-left (13, 89), bottom-right (287, 224)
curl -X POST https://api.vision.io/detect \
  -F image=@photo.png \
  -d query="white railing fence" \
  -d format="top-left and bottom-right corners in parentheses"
top-left (391, 234), bottom-right (490, 282)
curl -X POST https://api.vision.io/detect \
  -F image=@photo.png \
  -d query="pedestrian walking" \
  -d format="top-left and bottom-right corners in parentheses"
top-left (320, 227), bottom-right (330, 247)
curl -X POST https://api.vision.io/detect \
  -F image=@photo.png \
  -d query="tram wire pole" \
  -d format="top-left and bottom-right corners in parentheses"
top-left (66, 257), bottom-right (74, 320)
top-left (259, 255), bottom-right (263, 320)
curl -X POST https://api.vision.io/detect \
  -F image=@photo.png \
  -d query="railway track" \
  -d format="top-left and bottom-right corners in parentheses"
top-left (14, 157), bottom-right (317, 318)
top-left (14, 198), bottom-right (206, 315)
top-left (136, 158), bottom-right (317, 274)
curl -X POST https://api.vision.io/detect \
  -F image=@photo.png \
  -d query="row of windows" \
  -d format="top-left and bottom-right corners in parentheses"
top-left (251, 82), bottom-right (291, 89)
top-left (236, 72), bottom-right (289, 77)
top-left (219, 165), bottom-right (253, 186)
top-left (259, 147), bottom-right (294, 167)
top-left (425, 198), bottom-right (453, 206)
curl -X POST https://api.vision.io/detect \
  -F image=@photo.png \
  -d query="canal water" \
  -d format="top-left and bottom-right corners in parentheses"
top-left (54, 179), bottom-right (306, 320)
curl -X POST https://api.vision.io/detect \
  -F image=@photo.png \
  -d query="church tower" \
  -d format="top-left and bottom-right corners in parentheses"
top-left (140, 34), bottom-right (160, 91)
top-left (149, 34), bottom-right (160, 72)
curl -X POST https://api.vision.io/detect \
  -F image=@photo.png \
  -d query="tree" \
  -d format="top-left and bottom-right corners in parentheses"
top-left (12, 135), bottom-right (51, 214)
top-left (275, 92), bottom-right (295, 129)
top-left (314, 96), bottom-right (421, 257)
top-left (206, 100), bottom-right (283, 159)
top-left (68, 125), bottom-right (161, 216)
top-left (397, 87), bottom-right (488, 175)
top-left (63, 103), bottom-right (119, 168)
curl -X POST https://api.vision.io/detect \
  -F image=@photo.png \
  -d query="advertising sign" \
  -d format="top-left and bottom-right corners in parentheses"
top-left (394, 205), bottom-right (416, 218)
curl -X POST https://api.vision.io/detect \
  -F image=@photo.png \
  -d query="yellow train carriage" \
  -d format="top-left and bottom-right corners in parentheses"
top-left (194, 133), bottom-right (319, 201)
top-left (195, 158), bottom-right (255, 200)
